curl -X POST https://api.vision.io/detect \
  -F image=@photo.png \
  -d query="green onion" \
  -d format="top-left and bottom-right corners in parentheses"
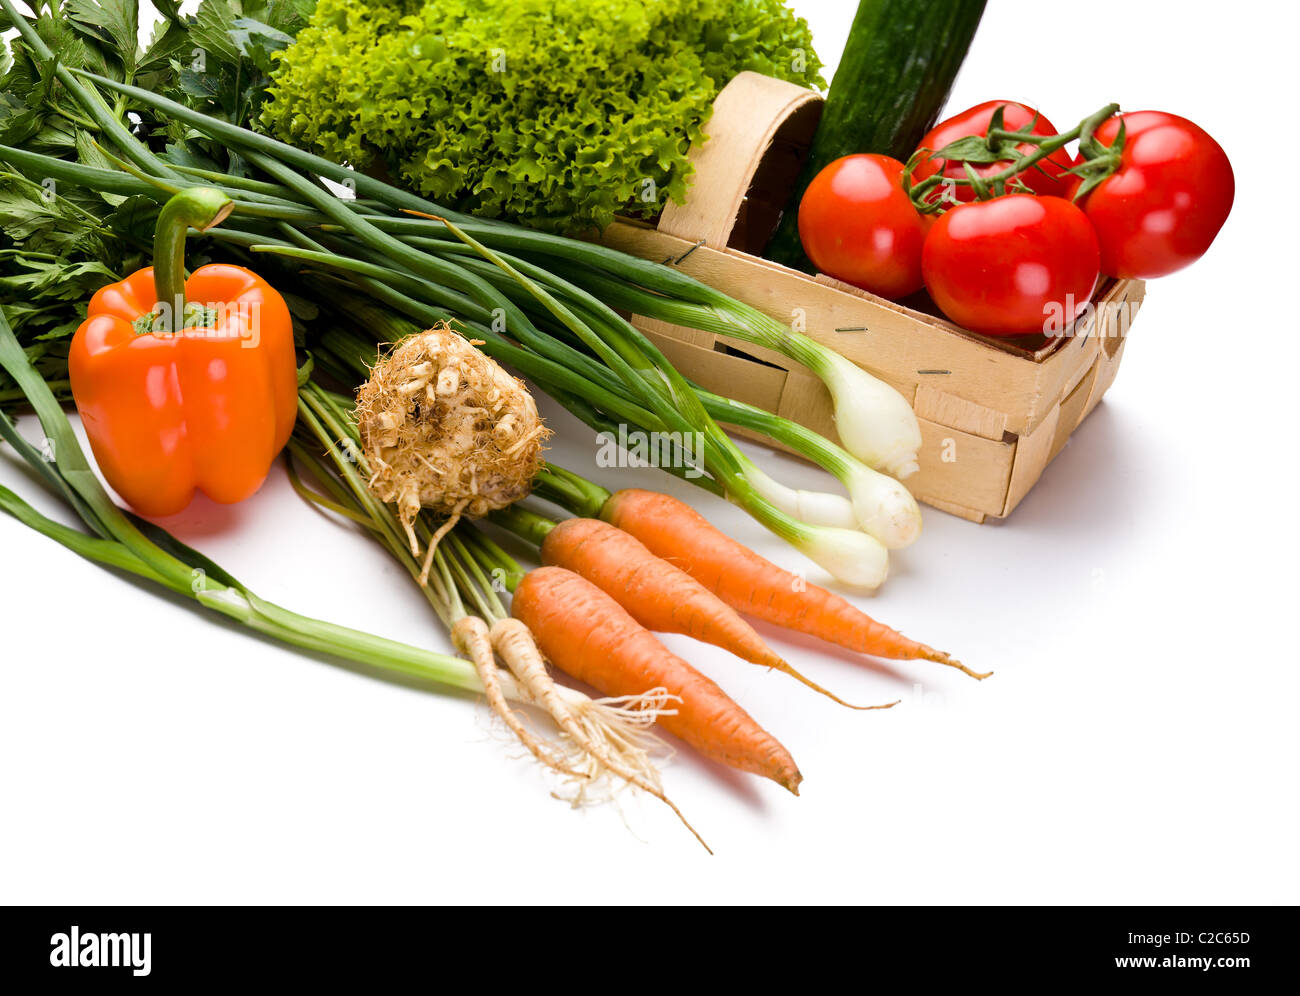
top-left (0, 58), bottom-right (919, 585)
top-left (0, 310), bottom-right (484, 695)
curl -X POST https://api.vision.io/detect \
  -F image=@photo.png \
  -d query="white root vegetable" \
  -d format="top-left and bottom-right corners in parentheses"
top-left (490, 618), bottom-right (709, 851)
top-left (792, 524), bottom-right (891, 591)
top-left (820, 351), bottom-right (923, 480)
top-left (356, 324), bottom-right (549, 552)
top-left (462, 619), bottom-right (691, 822)
top-left (844, 462), bottom-right (922, 549)
top-left (452, 616), bottom-right (582, 779)
top-left (740, 458), bottom-right (858, 530)
top-left (739, 456), bottom-right (922, 549)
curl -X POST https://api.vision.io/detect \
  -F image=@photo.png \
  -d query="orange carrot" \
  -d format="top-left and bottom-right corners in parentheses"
top-left (603, 489), bottom-right (988, 679)
top-left (513, 567), bottom-right (802, 793)
top-left (540, 517), bottom-right (881, 709)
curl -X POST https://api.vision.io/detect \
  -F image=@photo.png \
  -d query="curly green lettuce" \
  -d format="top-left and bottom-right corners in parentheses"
top-left (260, 0), bottom-right (823, 233)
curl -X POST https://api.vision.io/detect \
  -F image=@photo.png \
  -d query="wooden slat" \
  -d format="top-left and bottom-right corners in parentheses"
top-left (1002, 405), bottom-right (1062, 516)
top-left (635, 316), bottom-right (717, 352)
top-left (914, 384), bottom-right (1008, 442)
top-left (1082, 279), bottom-right (1144, 420)
top-left (920, 496), bottom-right (988, 525)
top-left (1051, 359), bottom-right (1100, 462)
top-left (658, 72), bottom-right (822, 250)
top-left (912, 419), bottom-right (1016, 515)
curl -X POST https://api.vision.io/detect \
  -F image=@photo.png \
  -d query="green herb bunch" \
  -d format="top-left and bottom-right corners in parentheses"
top-left (261, 0), bottom-right (823, 234)
top-left (0, 1), bottom-right (317, 400)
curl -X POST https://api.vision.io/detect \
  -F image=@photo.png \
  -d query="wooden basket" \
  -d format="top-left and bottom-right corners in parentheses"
top-left (598, 72), bottom-right (1144, 523)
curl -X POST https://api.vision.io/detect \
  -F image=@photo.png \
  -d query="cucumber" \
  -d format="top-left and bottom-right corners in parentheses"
top-left (764, 0), bottom-right (986, 270)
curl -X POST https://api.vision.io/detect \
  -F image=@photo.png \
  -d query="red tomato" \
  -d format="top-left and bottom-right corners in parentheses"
top-left (798, 154), bottom-right (926, 299)
top-left (912, 100), bottom-right (1077, 203)
top-left (922, 194), bottom-right (1100, 336)
top-left (1076, 111), bottom-right (1233, 278)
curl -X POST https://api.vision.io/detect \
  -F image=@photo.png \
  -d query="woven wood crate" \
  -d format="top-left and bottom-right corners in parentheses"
top-left (598, 72), bottom-right (1144, 523)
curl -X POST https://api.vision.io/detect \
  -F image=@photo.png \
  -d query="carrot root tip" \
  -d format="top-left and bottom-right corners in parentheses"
top-left (926, 650), bottom-right (992, 681)
top-left (777, 662), bottom-right (895, 711)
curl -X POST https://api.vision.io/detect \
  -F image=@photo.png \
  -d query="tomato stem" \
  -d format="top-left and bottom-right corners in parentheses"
top-left (906, 103), bottom-right (1121, 213)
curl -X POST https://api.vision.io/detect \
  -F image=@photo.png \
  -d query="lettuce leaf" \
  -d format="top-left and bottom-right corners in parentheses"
top-left (260, 0), bottom-right (823, 234)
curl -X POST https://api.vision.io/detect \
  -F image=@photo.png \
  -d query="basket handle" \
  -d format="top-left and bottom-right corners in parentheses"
top-left (658, 71), bottom-right (824, 251)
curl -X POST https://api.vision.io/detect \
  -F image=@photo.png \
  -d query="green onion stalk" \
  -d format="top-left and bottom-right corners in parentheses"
top-left (317, 277), bottom-right (919, 551)
top-left (425, 220), bottom-right (896, 587)
top-left (398, 223), bottom-right (924, 481)
top-left (245, 228), bottom-right (894, 582)
top-left (0, 309), bottom-right (483, 697)
top-left (0, 21), bottom-right (917, 586)
top-left (405, 239), bottom-right (922, 548)
top-left (273, 223), bottom-right (892, 583)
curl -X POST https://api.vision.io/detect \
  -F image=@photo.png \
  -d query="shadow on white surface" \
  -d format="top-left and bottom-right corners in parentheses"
top-left (984, 401), bottom-right (1142, 540)
top-left (145, 486), bottom-right (271, 541)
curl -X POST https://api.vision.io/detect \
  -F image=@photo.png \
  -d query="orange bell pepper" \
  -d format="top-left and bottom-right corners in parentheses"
top-left (68, 188), bottom-right (298, 517)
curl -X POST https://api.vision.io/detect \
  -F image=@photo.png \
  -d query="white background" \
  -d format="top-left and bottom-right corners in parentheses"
top-left (2, 1), bottom-right (1296, 904)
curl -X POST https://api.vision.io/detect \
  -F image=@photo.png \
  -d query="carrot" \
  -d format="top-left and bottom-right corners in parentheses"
top-left (602, 489), bottom-right (989, 679)
top-left (513, 567), bottom-right (802, 794)
top-left (540, 517), bottom-right (885, 709)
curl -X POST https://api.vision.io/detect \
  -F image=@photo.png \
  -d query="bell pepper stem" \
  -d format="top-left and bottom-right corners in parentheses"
top-left (153, 187), bottom-right (234, 334)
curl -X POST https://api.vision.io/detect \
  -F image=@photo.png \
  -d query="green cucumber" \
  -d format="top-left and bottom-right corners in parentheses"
top-left (764, 0), bottom-right (986, 270)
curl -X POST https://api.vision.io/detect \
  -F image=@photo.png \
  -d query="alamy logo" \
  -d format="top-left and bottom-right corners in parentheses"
top-left (49, 926), bottom-right (151, 976)
top-left (595, 425), bottom-right (705, 478)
